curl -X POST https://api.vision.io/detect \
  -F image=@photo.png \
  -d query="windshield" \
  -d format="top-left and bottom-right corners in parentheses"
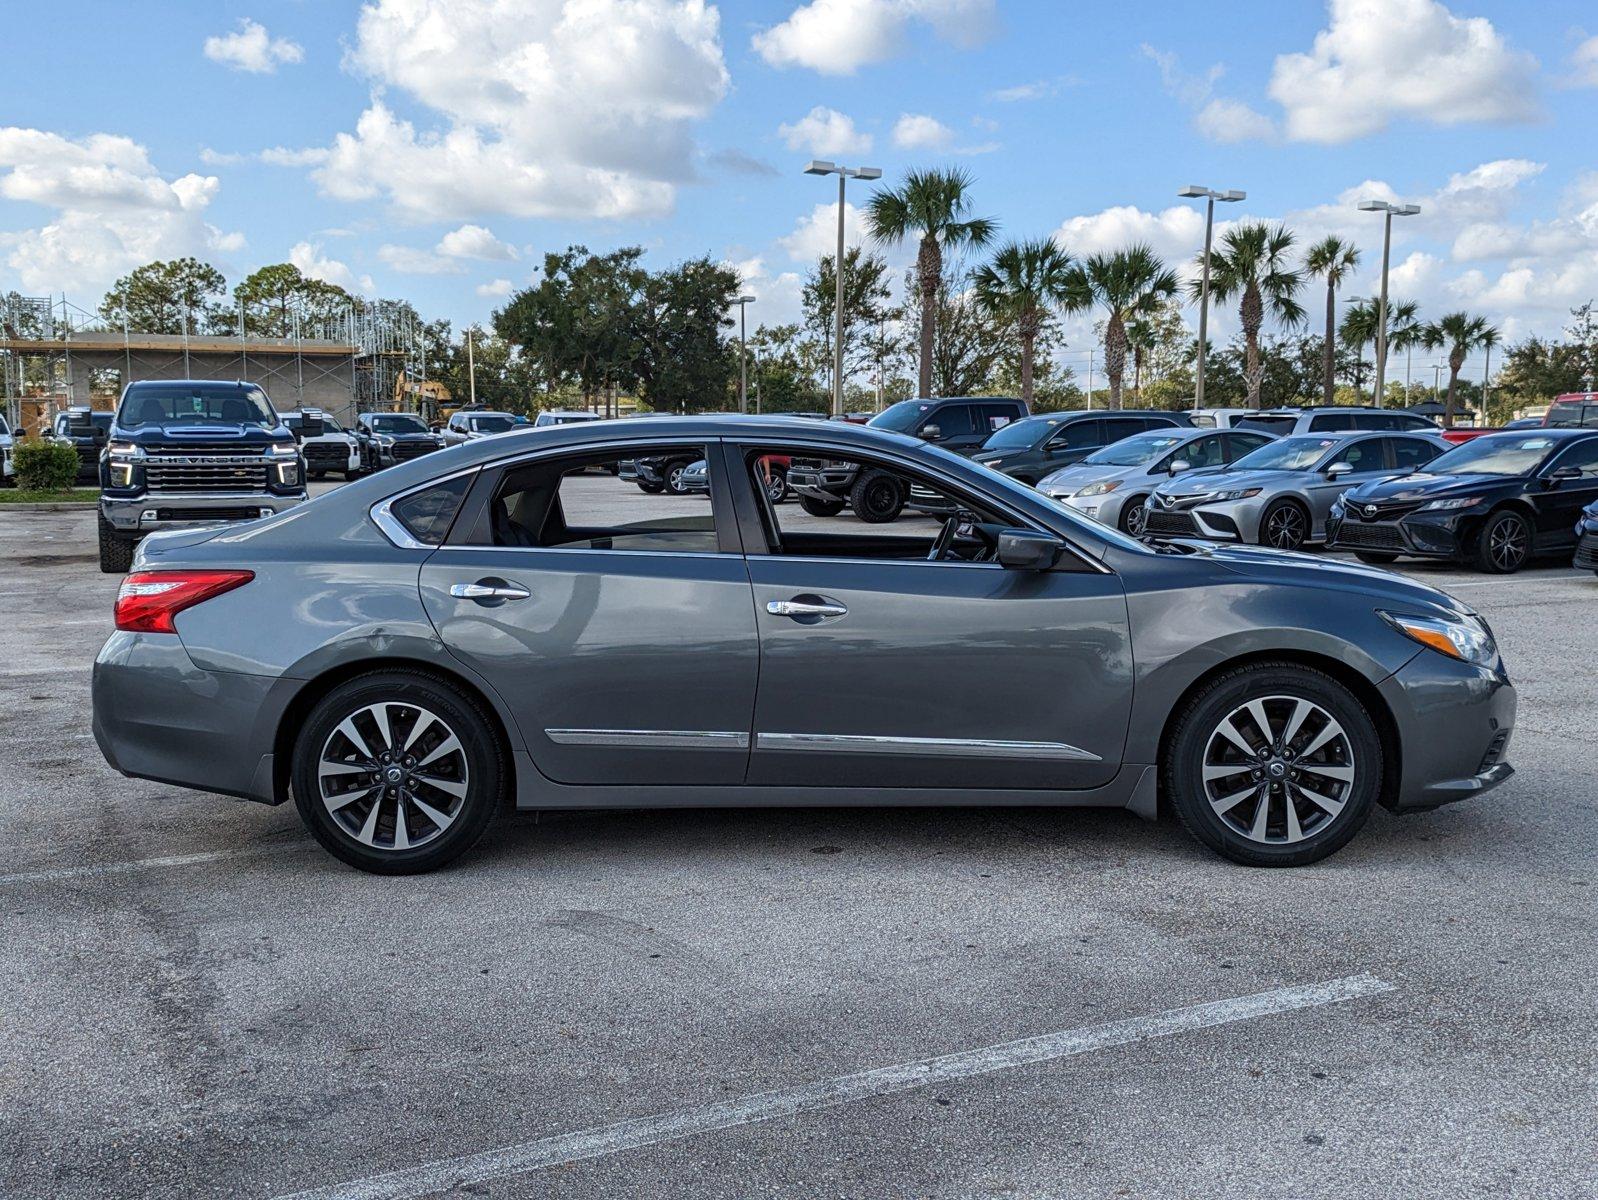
top-left (1083, 432), bottom-right (1184, 466)
top-left (1546, 403), bottom-right (1598, 429)
top-left (1426, 434), bottom-right (1560, 476)
top-left (470, 415), bottom-right (515, 433)
top-left (869, 399), bottom-right (939, 433)
top-left (119, 386), bottom-right (275, 428)
top-left (371, 415), bottom-right (429, 434)
top-left (981, 418), bottom-right (1053, 450)
top-left (1232, 435), bottom-right (1339, 472)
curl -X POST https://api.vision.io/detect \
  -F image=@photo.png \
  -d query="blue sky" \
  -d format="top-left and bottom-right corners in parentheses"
top-left (3, 0), bottom-right (1596, 377)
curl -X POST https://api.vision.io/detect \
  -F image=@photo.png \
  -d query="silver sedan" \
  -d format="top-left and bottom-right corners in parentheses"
top-left (1143, 430), bottom-right (1448, 550)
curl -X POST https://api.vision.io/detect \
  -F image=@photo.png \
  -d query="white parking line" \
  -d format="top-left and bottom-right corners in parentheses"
top-left (272, 973), bottom-right (1394, 1200)
top-left (0, 841), bottom-right (312, 885)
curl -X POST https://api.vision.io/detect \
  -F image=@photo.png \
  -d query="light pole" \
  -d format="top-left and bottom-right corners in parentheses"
top-left (1357, 199), bottom-right (1420, 406)
top-left (733, 294), bottom-right (756, 413)
top-left (805, 160), bottom-right (882, 416)
top-left (1178, 185), bottom-right (1245, 408)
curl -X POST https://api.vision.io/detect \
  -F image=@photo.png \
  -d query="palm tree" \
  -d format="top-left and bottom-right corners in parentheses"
top-left (1480, 325), bottom-right (1501, 420)
top-left (1387, 302), bottom-right (1425, 405)
top-left (865, 168), bottom-right (997, 398)
top-left (1303, 236), bottom-right (1360, 405)
top-left (1126, 316), bottom-right (1159, 405)
top-left (971, 237), bottom-right (1078, 405)
top-left (1197, 222), bottom-right (1305, 406)
top-left (1065, 245), bottom-right (1178, 407)
top-left (1423, 312), bottom-right (1498, 428)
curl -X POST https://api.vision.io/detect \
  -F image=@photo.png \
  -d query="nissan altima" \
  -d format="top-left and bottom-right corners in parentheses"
top-left (92, 417), bottom-right (1515, 873)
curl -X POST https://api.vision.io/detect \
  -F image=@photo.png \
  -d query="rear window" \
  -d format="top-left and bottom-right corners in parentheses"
top-left (1235, 414), bottom-right (1298, 435)
top-left (388, 474), bottom-right (472, 546)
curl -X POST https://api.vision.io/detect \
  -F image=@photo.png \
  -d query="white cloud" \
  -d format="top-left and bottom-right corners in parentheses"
top-left (475, 278), bottom-right (515, 298)
top-left (203, 19), bottom-right (304, 74)
top-left (753, 0), bottom-right (994, 75)
top-left (892, 113), bottom-right (954, 150)
top-left (437, 223), bottom-right (517, 261)
top-left (777, 107), bottom-right (873, 156)
top-left (1052, 204), bottom-right (1207, 267)
top-left (290, 241), bottom-right (373, 294)
top-left (725, 254), bottom-right (804, 326)
top-left (0, 126), bottom-right (242, 294)
top-left (1569, 34), bottom-right (1598, 87)
top-left (290, 0), bottom-right (728, 222)
top-left (988, 76), bottom-right (1075, 102)
top-left (778, 200), bottom-right (867, 262)
top-left (377, 243), bottom-right (466, 275)
top-left (1267, 0), bottom-right (1539, 143)
top-left (1194, 98), bottom-right (1276, 144)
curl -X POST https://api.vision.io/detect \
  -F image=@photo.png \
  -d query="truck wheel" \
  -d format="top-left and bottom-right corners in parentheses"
top-left (799, 495), bottom-right (845, 518)
top-left (97, 514), bottom-right (135, 575)
top-left (310, 470), bottom-right (327, 481)
top-left (345, 468), bottom-right (364, 481)
top-left (849, 469), bottom-right (905, 523)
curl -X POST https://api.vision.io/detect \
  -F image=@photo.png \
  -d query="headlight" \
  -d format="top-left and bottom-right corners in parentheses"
top-left (1379, 610), bottom-right (1496, 666)
top-left (1210, 487), bottom-right (1262, 502)
top-left (379, 434), bottom-right (396, 447)
top-left (108, 439), bottom-right (145, 461)
top-left (266, 443), bottom-right (297, 459)
top-left (1421, 496), bottom-right (1482, 511)
top-left (1073, 480), bottom-right (1122, 498)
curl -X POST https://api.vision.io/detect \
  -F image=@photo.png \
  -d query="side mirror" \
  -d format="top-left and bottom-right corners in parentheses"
top-left (1544, 466), bottom-right (1582, 489)
top-left (920, 424), bottom-right (942, 441)
top-left (1324, 461), bottom-right (1352, 478)
top-left (996, 528), bottom-right (1064, 571)
top-left (1168, 459), bottom-right (1192, 476)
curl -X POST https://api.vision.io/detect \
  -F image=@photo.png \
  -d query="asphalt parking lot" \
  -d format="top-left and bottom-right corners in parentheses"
top-left (1, 480), bottom-right (1594, 1200)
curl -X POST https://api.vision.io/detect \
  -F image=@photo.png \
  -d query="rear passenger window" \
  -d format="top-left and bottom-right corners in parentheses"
top-left (1310, 414), bottom-right (1355, 431)
top-left (1391, 438), bottom-right (1441, 472)
top-left (1099, 418), bottom-right (1147, 443)
top-left (928, 405), bottom-right (975, 439)
top-left (1050, 420), bottom-right (1101, 450)
top-left (976, 403), bottom-right (1021, 434)
top-left (388, 474), bottom-right (472, 546)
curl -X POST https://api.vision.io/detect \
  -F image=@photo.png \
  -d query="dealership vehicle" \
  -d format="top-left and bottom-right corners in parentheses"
top-left (1502, 417), bottom-right (1545, 430)
top-left (355, 412), bottom-right (445, 471)
top-left (49, 406), bottom-right (113, 481)
top-left (93, 415), bottom-right (1515, 875)
top-left (1327, 429), bottom-right (1598, 573)
top-left (1186, 407), bottom-right (1254, 429)
top-left (1575, 499), bottom-right (1598, 575)
top-left (1040, 427), bottom-right (1276, 534)
top-left (620, 450), bottom-right (703, 495)
top-left (441, 410), bottom-right (519, 446)
top-left (96, 380), bottom-right (307, 574)
top-left (970, 410), bottom-right (1193, 485)
top-left (533, 410), bottom-right (602, 428)
top-left (1233, 406), bottom-right (1439, 437)
top-left (0, 412), bottom-right (13, 485)
top-left (281, 409), bottom-right (363, 480)
top-left (1542, 392), bottom-right (1598, 428)
top-left (869, 396), bottom-right (1028, 453)
top-left (1145, 430), bottom-right (1447, 550)
top-left (679, 458), bottom-right (710, 495)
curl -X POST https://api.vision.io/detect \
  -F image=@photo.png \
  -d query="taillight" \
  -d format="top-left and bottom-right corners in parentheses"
top-left (114, 570), bottom-right (254, 634)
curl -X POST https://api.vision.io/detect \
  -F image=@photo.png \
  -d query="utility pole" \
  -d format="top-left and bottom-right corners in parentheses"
top-left (1178, 185), bottom-right (1245, 407)
top-left (1357, 199), bottom-right (1421, 406)
top-left (804, 160), bottom-right (882, 417)
top-left (466, 328), bottom-right (477, 407)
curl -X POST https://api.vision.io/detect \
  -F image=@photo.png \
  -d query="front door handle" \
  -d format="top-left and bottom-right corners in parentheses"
top-left (450, 578), bottom-right (531, 604)
top-left (766, 596), bottom-right (847, 620)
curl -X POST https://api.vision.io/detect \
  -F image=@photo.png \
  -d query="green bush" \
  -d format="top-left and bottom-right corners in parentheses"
top-left (13, 441), bottom-right (83, 492)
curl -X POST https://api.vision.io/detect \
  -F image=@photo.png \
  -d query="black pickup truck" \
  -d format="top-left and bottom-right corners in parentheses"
top-left (97, 380), bottom-right (308, 572)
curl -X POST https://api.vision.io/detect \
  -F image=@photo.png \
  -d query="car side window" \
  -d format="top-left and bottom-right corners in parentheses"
top-left (1325, 439), bottom-right (1380, 471)
top-left (477, 446), bottom-right (721, 552)
top-left (388, 474), bottom-right (473, 546)
top-left (1099, 418), bottom-right (1148, 444)
top-left (1049, 420), bottom-right (1100, 450)
top-left (1225, 432), bottom-right (1274, 460)
top-left (1547, 438), bottom-right (1598, 478)
top-left (926, 405), bottom-right (975, 440)
top-left (976, 403), bottom-right (1021, 434)
top-left (1180, 435), bottom-right (1227, 469)
top-left (1310, 413), bottom-right (1354, 432)
top-left (1391, 437), bottom-right (1441, 472)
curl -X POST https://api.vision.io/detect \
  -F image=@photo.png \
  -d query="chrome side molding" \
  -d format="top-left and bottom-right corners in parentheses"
top-left (545, 728), bottom-right (751, 749)
top-left (754, 732), bottom-right (1101, 761)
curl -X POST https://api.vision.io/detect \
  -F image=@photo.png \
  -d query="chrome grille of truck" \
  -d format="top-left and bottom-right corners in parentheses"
top-left (145, 456), bottom-right (270, 492)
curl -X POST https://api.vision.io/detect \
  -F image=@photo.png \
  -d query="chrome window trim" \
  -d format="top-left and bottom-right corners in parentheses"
top-left (754, 732), bottom-right (1101, 762)
top-left (545, 728), bottom-right (750, 749)
top-left (369, 465), bottom-right (482, 550)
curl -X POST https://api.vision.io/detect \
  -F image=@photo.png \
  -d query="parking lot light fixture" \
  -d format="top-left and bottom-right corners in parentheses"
top-left (806, 161), bottom-right (883, 416)
top-left (1357, 200), bottom-right (1421, 407)
top-left (1179, 186), bottom-right (1246, 407)
top-left (734, 294), bottom-right (756, 413)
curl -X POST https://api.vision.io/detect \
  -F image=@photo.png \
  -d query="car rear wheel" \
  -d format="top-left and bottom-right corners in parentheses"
top-left (799, 495), bottom-right (845, 517)
top-left (1119, 497), bottom-right (1149, 536)
top-left (1354, 551), bottom-right (1399, 565)
top-left (1260, 499), bottom-right (1309, 551)
top-left (1472, 509), bottom-right (1531, 574)
top-left (1164, 663), bottom-right (1380, 867)
top-left (292, 671), bottom-right (504, 874)
top-left (850, 469), bottom-right (905, 523)
top-left (97, 514), bottom-right (134, 574)
top-left (663, 459), bottom-right (695, 496)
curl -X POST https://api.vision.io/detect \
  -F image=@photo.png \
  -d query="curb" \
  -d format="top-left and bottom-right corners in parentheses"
top-left (0, 502), bottom-right (98, 513)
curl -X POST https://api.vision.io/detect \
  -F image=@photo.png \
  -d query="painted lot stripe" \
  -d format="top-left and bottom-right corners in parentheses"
top-left (273, 973), bottom-right (1393, 1200)
top-left (0, 841), bottom-right (311, 885)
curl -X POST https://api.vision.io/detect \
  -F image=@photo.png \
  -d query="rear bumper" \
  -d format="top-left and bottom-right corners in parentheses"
top-left (1378, 652), bottom-right (1517, 812)
top-left (100, 490), bottom-right (306, 535)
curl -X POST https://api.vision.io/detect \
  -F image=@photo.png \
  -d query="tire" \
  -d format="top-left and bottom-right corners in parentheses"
top-left (1472, 509), bottom-right (1532, 574)
top-left (849, 469), bottom-right (905, 524)
top-left (763, 466), bottom-right (790, 504)
top-left (292, 670), bottom-right (505, 875)
top-left (1354, 551), bottom-right (1399, 565)
top-left (799, 495), bottom-right (845, 518)
top-left (662, 458), bottom-right (696, 496)
top-left (1259, 498), bottom-right (1310, 551)
top-left (607, 464), bottom-right (621, 477)
top-left (1118, 496), bottom-right (1149, 536)
top-left (97, 514), bottom-right (135, 575)
top-left (345, 469), bottom-right (364, 481)
top-left (1163, 663), bottom-right (1381, 867)
top-left (309, 470), bottom-right (327, 481)
top-left (637, 480), bottom-right (664, 495)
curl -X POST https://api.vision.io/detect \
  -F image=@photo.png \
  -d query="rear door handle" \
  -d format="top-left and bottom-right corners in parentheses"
top-left (766, 597), bottom-right (847, 620)
top-left (450, 578), bottom-right (531, 604)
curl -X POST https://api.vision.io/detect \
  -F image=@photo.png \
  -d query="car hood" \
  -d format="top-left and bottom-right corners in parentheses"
top-left (1037, 463), bottom-right (1142, 492)
top-left (1192, 540), bottom-right (1470, 617)
top-left (1342, 471), bottom-right (1514, 503)
top-left (1155, 466), bottom-right (1288, 498)
top-left (378, 430), bottom-right (437, 441)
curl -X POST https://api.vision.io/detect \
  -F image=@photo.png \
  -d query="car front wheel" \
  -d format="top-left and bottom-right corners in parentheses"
top-left (292, 671), bottom-right (504, 874)
top-left (1472, 509), bottom-right (1531, 574)
top-left (1164, 663), bottom-right (1380, 867)
top-left (1119, 497), bottom-right (1149, 536)
top-left (1259, 499), bottom-right (1309, 550)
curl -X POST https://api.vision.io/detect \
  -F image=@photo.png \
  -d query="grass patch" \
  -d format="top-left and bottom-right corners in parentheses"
top-left (0, 488), bottom-right (100, 504)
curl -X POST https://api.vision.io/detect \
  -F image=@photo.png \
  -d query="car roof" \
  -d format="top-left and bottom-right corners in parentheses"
top-left (123, 379), bottom-right (261, 393)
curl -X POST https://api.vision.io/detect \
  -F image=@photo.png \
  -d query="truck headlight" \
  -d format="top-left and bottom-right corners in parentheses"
top-left (267, 443), bottom-right (300, 487)
top-left (107, 440), bottom-right (144, 487)
top-left (1379, 610), bottom-right (1496, 666)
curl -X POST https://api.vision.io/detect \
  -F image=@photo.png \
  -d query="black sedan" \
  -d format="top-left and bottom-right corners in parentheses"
top-left (1328, 428), bottom-right (1598, 573)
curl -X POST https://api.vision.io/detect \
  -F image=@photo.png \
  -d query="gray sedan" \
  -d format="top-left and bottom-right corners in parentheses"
top-left (1144, 430), bottom-right (1449, 550)
top-left (1039, 427), bottom-right (1276, 535)
top-left (93, 417), bottom-right (1514, 873)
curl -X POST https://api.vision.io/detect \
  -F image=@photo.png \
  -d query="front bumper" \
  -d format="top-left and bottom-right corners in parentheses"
top-left (1574, 528), bottom-right (1598, 571)
top-left (1143, 496), bottom-right (1257, 541)
top-left (788, 464), bottom-right (856, 502)
top-left (100, 489), bottom-right (306, 535)
top-left (1056, 489), bottom-right (1134, 529)
top-left (1378, 651), bottom-right (1516, 812)
top-left (1327, 508), bottom-right (1470, 560)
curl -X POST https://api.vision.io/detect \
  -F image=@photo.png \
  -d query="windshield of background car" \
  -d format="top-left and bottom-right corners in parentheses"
top-left (1546, 403), bottom-right (1598, 428)
top-left (1233, 414), bottom-right (1298, 435)
top-left (118, 386), bottom-right (275, 428)
top-left (470, 415), bottom-right (515, 433)
top-left (372, 415), bottom-right (429, 434)
top-left (1083, 432), bottom-right (1184, 466)
top-left (1426, 434), bottom-right (1559, 476)
top-left (1231, 435), bottom-right (1338, 472)
top-left (868, 399), bottom-right (938, 433)
top-left (980, 417), bottom-right (1053, 450)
